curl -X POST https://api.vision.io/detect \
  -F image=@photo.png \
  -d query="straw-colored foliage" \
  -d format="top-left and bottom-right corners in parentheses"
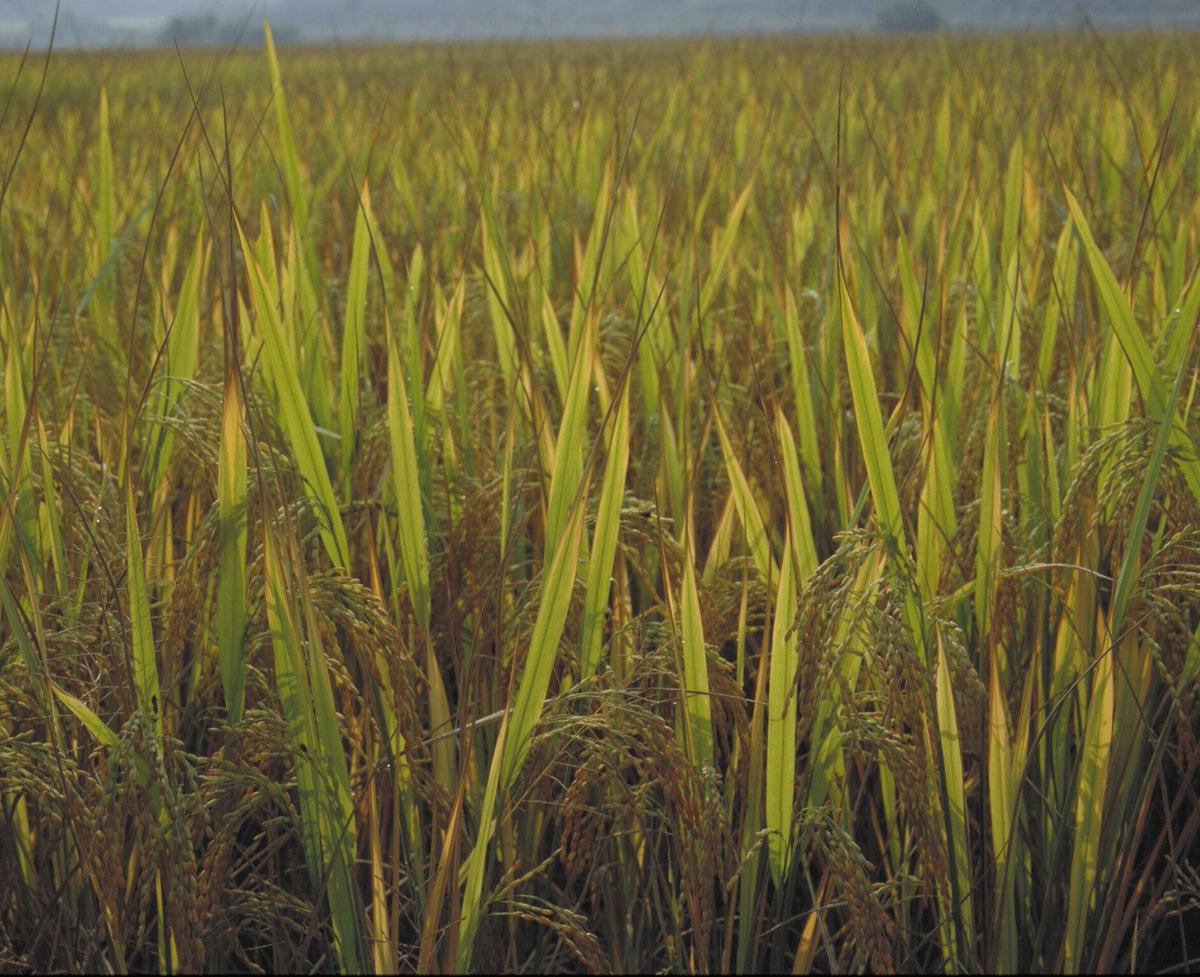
top-left (1, 27), bottom-right (1199, 974)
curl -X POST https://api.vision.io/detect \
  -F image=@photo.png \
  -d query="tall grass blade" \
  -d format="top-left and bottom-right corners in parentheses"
top-left (457, 491), bottom-right (589, 970)
top-left (236, 217), bottom-right (349, 566)
top-left (765, 535), bottom-right (797, 886)
top-left (217, 234), bottom-right (248, 723)
top-left (124, 479), bottom-right (161, 743)
top-left (837, 270), bottom-right (904, 546)
top-left (1065, 187), bottom-right (1200, 502)
top-left (386, 310), bottom-right (431, 630)
top-left (339, 180), bottom-right (372, 490)
top-left (714, 409), bottom-right (777, 584)
top-left (580, 383), bottom-right (630, 679)
top-left (262, 519), bottom-right (363, 974)
top-left (679, 540), bottom-right (713, 771)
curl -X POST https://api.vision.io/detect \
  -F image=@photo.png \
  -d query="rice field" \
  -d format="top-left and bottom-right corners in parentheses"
top-left (1, 25), bottom-right (1199, 974)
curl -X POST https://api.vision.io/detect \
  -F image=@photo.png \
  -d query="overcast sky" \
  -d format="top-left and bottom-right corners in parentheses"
top-left (0, 0), bottom-right (259, 13)
top-left (2, 0), bottom-right (1197, 46)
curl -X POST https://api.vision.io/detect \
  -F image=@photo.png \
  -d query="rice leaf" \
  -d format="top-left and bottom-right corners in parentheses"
top-left (680, 540), bottom-right (713, 771)
top-left (339, 179), bottom-right (372, 491)
top-left (765, 535), bottom-right (797, 886)
top-left (1065, 187), bottom-right (1200, 504)
top-left (776, 408), bottom-right (818, 580)
top-left (217, 345), bottom-right (248, 724)
top-left (580, 383), bottom-right (630, 679)
top-left (837, 270), bottom-right (904, 546)
top-left (715, 409), bottom-right (777, 584)
top-left (124, 479), bottom-right (161, 743)
top-left (236, 217), bottom-right (349, 567)
top-left (386, 311), bottom-right (431, 631)
top-left (262, 520), bottom-right (363, 975)
top-left (457, 489), bottom-right (589, 970)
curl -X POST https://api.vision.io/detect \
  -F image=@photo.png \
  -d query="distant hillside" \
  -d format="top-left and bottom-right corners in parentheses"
top-left (1, 0), bottom-right (1197, 49)
top-left (264, 0), bottom-right (1200, 40)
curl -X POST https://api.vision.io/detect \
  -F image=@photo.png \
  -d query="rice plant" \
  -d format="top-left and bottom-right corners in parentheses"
top-left (1, 25), bottom-right (1199, 975)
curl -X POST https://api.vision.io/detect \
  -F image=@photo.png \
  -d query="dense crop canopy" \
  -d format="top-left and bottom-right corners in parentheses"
top-left (1, 28), bottom-right (1199, 975)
